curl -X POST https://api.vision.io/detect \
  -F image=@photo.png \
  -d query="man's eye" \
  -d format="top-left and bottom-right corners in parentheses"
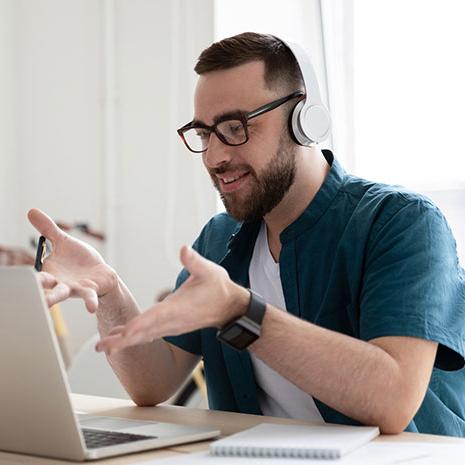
top-left (223, 122), bottom-right (243, 135)
top-left (196, 130), bottom-right (209, 139)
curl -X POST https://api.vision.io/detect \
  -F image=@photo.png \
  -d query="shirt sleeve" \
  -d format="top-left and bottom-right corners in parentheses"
top-left (359, 197), bottom-right (465, 371)
top-left (163, 238), bottom-right (203, 356)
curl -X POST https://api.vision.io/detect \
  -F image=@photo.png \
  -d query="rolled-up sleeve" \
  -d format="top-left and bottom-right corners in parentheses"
top-left (360, 198), bottom-right (465, 370)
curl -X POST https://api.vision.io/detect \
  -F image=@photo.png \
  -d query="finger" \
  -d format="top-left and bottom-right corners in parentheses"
top-left (61, 278), bottom-right (99, 313)
top-left (110, 312), bottom-right (163, 353)
top-left (179, 245), bottom-right (214, 279)
top-left (37, 271), bottom-right (58, 289)
top-left (28, 208), bottom-right (65, 244)
top-left (45, 282), bottom-right (71, 307)
top-left (98, 304), bottom-right (177, 355)
top-left (121, 324), bottom-right (155, 347)
top-left (122, 305), bottom-right (164, 339)
top-left (95, 333), bottom-right (124, 353)
top-left (96, 328), bottom-right (152, 355)
top-left (128, 300), bottom-right (191, 341)
top-left (107, 325), bottom-right (125, 337)
top-left (67, 285), bottom-right (98, 313)
top-left (103, 312), bottom-right (163, 354)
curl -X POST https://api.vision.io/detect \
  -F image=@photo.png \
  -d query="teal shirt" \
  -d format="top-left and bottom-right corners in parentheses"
top-left (165, 153), bottom-right (465, 437)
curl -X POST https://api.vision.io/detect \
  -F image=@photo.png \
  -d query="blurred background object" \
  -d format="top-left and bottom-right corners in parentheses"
top-left (0, 218), bottom-right (105, 369)
top-left (0, 245), bottom-right (34, 266)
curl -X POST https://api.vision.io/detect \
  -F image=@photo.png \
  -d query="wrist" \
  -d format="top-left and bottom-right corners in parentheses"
top-left (98, 272), bottom-right (124, 307)
top-left (216, 288), bottom-right (267, 351)
top-left (219, 282), bottom-right (250, 328)
top-left (97, 275), bottom-right (140, 332)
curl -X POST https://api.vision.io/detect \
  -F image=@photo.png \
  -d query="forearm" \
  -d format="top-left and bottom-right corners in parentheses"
top-left (96, 277), bottom-right (142, 335)
top-left (96, 278), bottom-right (190, 405)
top-left (250, 305), bottom-right (426, 433)
top-left (106, 338), bottom-right (191, 406)
top-left (90, 246), bottom-right (437, 426)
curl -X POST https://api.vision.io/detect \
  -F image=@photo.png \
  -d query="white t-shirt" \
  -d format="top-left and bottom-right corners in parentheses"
top-left (248, 221), bottom-right (324, 423)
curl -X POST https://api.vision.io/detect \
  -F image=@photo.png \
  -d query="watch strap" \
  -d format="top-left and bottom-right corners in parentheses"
top-left (216, 289), bottom-right (267, 351)
top-left (246, 289), bottom-right (267, 330)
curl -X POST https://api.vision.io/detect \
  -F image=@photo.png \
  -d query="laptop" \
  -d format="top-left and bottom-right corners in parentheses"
top-left (0, 266), bottom-right (220, 461)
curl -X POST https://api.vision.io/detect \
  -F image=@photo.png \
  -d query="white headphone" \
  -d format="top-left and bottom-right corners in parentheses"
top-left (278, 38), bottom-right (331, 146)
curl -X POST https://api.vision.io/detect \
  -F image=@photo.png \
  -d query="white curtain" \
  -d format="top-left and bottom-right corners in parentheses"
top-left (318, 0), bottom-right (465, 264)
top-left (319, 0), bottom-right (355, 169)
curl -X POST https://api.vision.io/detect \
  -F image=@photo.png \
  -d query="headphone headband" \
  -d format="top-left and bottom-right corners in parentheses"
top-left (275, 37), bottom-right (331, 146)
top-left (281, 40), bottom-right (324, 108)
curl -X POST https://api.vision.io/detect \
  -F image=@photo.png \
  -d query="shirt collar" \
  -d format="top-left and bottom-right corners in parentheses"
top-left (227, 150), bottom-right (345, 249)
top-left (280, 151), bottom-right (346, 243)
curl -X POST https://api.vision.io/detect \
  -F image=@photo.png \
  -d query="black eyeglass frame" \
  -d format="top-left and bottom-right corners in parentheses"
top-left (177, 91), bottom-right (305, 154)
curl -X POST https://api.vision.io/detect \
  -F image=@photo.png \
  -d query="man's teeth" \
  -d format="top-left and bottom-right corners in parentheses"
top-left (223, 173), bottom-right (246, 184)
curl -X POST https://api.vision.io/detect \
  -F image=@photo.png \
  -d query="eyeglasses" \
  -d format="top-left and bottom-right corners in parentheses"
top-left (177, 91), bottom-right (304, 154)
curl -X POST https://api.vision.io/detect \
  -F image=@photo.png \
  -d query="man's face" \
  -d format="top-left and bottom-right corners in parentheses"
top-left (194, 61), bottom-right (297, 222)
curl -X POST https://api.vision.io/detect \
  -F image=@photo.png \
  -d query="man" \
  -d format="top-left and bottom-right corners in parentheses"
top-left (29, 33), bottom-right (465, 436)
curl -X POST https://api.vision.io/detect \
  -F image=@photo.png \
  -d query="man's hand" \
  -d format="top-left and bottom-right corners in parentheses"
top-left (28, 208), bottom-right (118, 312)
top-left (96, 245), bottom-right (249, 355)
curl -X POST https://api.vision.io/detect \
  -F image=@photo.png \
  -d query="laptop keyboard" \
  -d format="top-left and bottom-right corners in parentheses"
top-left (82, 428), bottom-right (156, 449)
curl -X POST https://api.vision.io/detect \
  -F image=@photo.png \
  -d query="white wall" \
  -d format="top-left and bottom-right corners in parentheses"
top-left (0, 0), bottom-right (216, 353)
top-left (112, 0), bottom-right (216, 305)
top-left (0, 0), bottom-right (20, 243)
top-left (214, 0), bottom-right (330, 112)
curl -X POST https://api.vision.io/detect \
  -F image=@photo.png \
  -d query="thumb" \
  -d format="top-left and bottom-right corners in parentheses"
top-left (28, 208), bottom-right (65, 244)
top-left (180, 245), bottom-right (212, 278)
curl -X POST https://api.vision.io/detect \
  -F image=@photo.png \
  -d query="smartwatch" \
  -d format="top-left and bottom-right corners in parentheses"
top-left (216, 289), bottom-right (267, 351)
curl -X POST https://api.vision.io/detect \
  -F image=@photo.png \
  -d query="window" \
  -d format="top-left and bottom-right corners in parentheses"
top-left (353, 0), bottom-right (465, 263)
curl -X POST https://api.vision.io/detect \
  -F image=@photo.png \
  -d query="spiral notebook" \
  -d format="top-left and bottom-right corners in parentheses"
top-left (209, 423), bottom-right (380, 459)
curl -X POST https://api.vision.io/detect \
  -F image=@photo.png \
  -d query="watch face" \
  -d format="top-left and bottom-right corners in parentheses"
top-left (220, 324), bottom-right (258, 351)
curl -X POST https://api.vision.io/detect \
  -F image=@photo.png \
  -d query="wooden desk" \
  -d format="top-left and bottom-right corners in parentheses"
top-left (1, 394), bottom-right (465, 464)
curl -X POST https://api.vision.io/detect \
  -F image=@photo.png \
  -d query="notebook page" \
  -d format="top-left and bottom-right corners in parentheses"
top-left (136, 443), bottom-right (430, 465)
top-left (210, 423), bottom-right (379, 458)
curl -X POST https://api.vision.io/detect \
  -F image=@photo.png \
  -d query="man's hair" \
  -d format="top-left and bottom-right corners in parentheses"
top-left (194, 32), bottom-right (304, 93)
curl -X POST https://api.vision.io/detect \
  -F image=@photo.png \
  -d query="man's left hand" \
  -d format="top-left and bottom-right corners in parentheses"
top-left (95, 246), bottom-right (249, 355)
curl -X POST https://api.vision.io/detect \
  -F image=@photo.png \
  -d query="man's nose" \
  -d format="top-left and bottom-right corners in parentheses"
top-left (203, 133), bottom-right (233, 169)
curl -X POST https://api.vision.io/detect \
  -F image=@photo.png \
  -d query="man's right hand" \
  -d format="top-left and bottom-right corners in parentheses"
top-left (28, 208), bottom-right (118, 313)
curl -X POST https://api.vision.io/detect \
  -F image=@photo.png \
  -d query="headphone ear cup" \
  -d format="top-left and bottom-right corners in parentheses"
top-left (301, 104), bottom-right (331, 144)
top-left (289, 100), bottom-right (331, 146)
top-left (288, 99), bottom-right (306, 146)
top-left (278, 38), bottom-right (331, 146)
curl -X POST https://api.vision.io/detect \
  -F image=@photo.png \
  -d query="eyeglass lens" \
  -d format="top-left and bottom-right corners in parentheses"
top-left (183, 119), bottom-right (246, 152)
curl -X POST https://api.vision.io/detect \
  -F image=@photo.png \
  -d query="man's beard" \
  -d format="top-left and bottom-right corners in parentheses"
top-left (209, 134), bottom-right (297, 222)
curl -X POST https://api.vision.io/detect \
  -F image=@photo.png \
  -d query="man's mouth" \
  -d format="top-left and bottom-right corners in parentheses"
top-left (216, 171), bottom-right (250, 193)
